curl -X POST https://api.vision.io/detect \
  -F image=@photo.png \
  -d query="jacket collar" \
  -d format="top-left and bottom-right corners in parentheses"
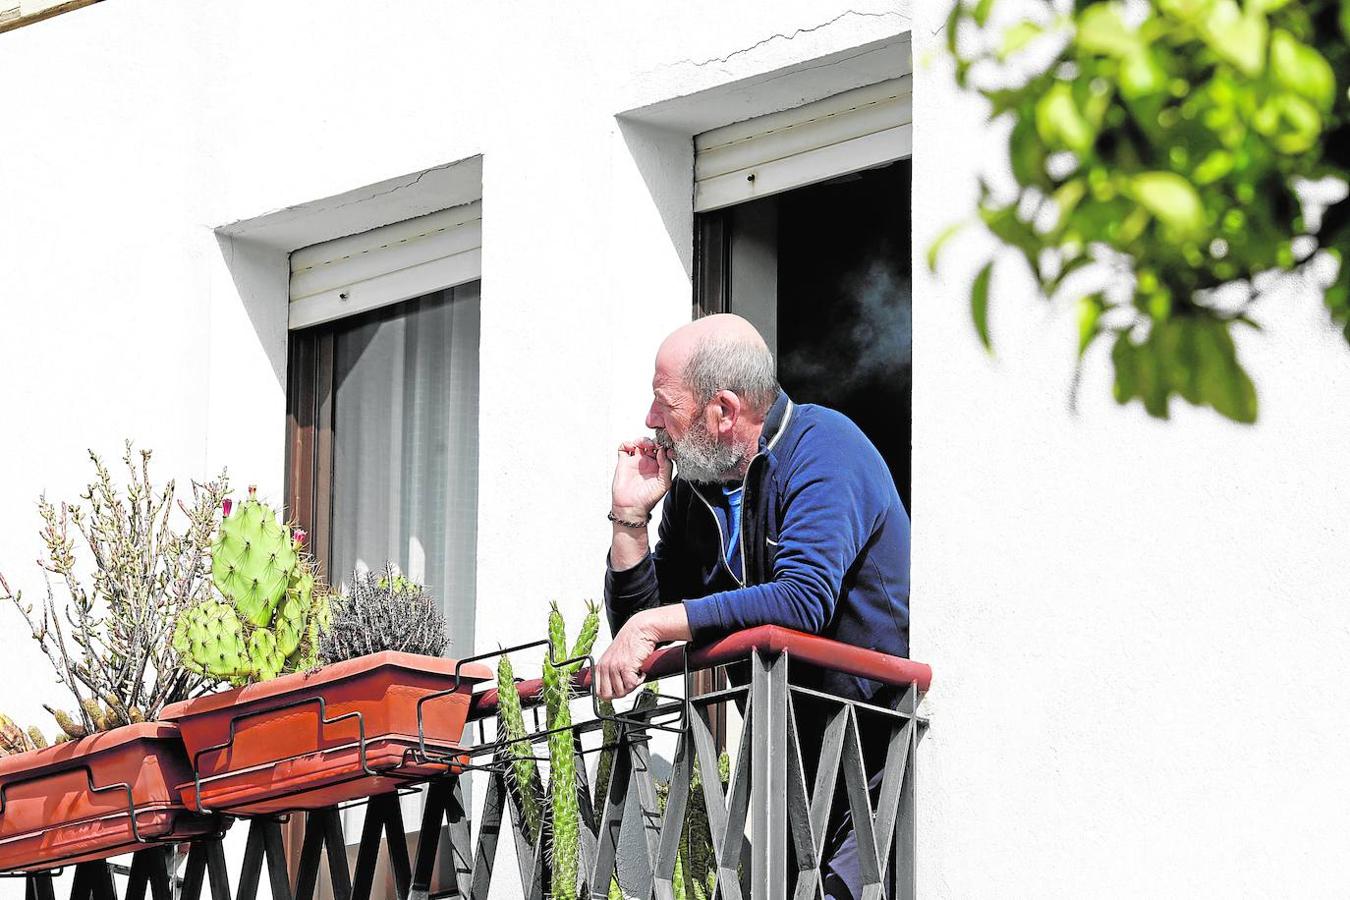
top-left (757, 390), bottom-right (794, 454)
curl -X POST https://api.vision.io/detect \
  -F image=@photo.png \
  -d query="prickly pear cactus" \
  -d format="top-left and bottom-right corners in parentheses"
top-left (211, 487), bottom-right (298, 626)
top-left (173, 488), bottom-right (329, 686)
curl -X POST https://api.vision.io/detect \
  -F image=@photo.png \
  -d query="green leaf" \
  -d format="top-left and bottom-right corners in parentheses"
top-left (1131, 172), bottom-right (1207, 237)
top-left (1200, 0), bottom-right (1268, 76)
top-left (1035, 83), bottom-right (1096, 152)
top-left (1077, 295), bottom-right (1105, 358)
top-left (980, 203), bottom-right (1042, 264)
top-left (927, 221), bottom-right (966, 273)
top-left (971, 261), bottom-right (994, 351)
top-left (946, 0), bottom-right (962, 58)
top-left (1323, 248), bottom-right (1344, 307)
top-left (1157, 0), bottom-right (1217, 22)
top-left (1257, 93), bottom-right (1323, 154)
top-left (1119, 48), bottom-right (1167, 98)
top-left (1324, 249), bottom-right (1350, 333)
top-left (999, 21), bottom-right (1043, 58)
top-left (1114, 329), bottom-right (1170, 417)
top-left (1052, 179), bottom-right (1086, 231)
top-left (1342, 0), bottom-right (1350, 41)
top-left (1193, 319), bottom-right (1257, 422)
top-left (1076, 4), bottom-right (1140, 57)
top-left (1191, 150), bottom-right (1234, 185)
top-left (1111, 333), bottom-right (1137, 405)
top-left (1166, 319), bottom-right (1204, 406)
top-left (973, 0), bottom-right (995, 26)
top-left (1138, 336), bottom-right (1170, 418)
top-left (1269, 30), bottom-right (1336, 112)
top-left (1009, 115), bottom-right (1048, 186)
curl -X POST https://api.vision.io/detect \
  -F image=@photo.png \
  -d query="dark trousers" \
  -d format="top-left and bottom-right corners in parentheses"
top-left (820, 766), bottom-right (887, 899)
top-left (795, 696), bottom-right (892, 900)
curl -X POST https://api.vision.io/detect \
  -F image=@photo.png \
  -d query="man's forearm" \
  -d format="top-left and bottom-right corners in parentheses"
top-left (609, 507), bottom-right (651, 572)
top-left (644, 602), bottom-right (693, 643)
top-left (594, 603), bottom-right (692, 700)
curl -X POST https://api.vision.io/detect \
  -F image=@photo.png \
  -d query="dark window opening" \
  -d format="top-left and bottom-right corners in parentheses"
top-left (695, 159), bottom-right (912, 511)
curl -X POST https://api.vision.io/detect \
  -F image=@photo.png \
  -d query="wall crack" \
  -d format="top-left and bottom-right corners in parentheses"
top-left (663, 9), bottom-right (905, 70)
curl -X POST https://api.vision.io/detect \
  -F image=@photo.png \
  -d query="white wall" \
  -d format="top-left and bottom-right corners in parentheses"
top-left (911, 2), bottom-right (1350, 897)
top-left (0, 1), bottom-right (910, 896)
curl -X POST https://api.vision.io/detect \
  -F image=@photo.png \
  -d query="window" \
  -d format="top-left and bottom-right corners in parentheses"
top-left (285, 205), bottom-right (482, 652)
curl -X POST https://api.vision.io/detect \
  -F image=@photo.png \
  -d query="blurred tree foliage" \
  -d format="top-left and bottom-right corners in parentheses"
top-left (935, 0), bottom-right (1350, 422)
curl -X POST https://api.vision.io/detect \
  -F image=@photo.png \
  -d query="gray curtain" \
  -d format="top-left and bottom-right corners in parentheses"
top-left (330, 281), bottom-right (480, 657)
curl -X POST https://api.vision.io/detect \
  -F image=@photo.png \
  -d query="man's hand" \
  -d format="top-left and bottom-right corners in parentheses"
top-left (595, 605), bottom-right (692, 700)
top-left (612, 438), bottom-right (673, 518)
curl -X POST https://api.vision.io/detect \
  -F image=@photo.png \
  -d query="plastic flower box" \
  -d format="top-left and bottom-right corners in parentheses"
top-left (161, 651), bottom-right (493, 816)
top-left (0, 722), bottom-right (221, 873)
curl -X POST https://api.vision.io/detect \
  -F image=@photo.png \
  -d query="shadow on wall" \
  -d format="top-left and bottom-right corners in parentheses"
top-left (616, 116), bottom-right (696, 280)
top-left (215, 231), bottom-right (290, 391)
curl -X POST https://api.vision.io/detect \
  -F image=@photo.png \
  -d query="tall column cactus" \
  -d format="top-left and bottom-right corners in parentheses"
top-left (495, 601), bottom-right (601, 900)
top-left (496, 651), bottom-right (543, 840)
top-left (542, 604), bottom-right (579, 900)
top-left (172, 487), bottom-right (330, 685)
top-left (593, 698), bottom-right (618, 815)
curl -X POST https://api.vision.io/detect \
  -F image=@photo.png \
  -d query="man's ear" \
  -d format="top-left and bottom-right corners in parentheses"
top-left (711, 389), bottom-right (742, 436)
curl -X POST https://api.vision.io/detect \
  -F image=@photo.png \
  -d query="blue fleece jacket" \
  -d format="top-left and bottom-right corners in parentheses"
top-left (604, 392), bottom-right (910, 703)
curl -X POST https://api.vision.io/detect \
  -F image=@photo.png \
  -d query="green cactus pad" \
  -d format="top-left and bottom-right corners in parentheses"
top-left (312, 591), bottom-right (332, 632)
top-left (273, 573), bottom-right (312, 657)
top-left (211, 497), bottom-right (298, 627)
top-left (248, 628), bottom-right (285, 680)
top-left (173, 601), bottom-right (249, 679)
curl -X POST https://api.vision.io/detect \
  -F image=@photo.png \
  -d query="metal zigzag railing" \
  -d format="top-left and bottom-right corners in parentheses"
top-left (15, 626), bottom-right (931, 900)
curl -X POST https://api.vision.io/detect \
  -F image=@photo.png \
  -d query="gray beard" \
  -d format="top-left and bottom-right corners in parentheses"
top-left (654, 422), bottom-right (752, 485)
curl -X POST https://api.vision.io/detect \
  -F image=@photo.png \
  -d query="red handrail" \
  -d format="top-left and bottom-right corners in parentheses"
top-left (467, 624), bottom-right (929, 720)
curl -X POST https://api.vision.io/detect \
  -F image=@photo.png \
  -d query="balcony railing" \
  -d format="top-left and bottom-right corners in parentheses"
top-left (12, 626), bottom-right (930, 900)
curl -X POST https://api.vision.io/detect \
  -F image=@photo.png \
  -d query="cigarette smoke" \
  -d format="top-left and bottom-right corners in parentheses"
top-left (781, 250), bottom-right (912, 405)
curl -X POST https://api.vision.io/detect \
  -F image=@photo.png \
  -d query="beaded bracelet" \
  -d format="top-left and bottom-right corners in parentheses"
top-left (608, 510), bottom-right (651, 529)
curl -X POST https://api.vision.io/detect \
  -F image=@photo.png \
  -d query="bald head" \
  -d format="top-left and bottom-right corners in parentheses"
top-left (656, 314), bottom-right (779, 415)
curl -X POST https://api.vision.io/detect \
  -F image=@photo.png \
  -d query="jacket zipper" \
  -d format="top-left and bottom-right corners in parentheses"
top-left (687, 400), bottom-right (794, 590)
top-left (689, 482), bottom-right (745, 587)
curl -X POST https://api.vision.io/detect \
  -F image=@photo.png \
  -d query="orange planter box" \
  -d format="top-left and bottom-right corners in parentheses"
top-left (161, 652), bottom-right (493, 816)
top-left (0, 722), bottom-right (220, 873)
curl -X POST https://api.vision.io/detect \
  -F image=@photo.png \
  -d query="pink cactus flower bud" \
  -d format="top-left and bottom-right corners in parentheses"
top-left (247, 485), bottom-right (257, 499)
top-left (293, 529), bottom-right (307, 547)
top-left (222, 498), bottom-right (233, 518)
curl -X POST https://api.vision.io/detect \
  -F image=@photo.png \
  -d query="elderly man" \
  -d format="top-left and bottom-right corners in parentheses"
top-left (596, 313), bottom-right (910, 898)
